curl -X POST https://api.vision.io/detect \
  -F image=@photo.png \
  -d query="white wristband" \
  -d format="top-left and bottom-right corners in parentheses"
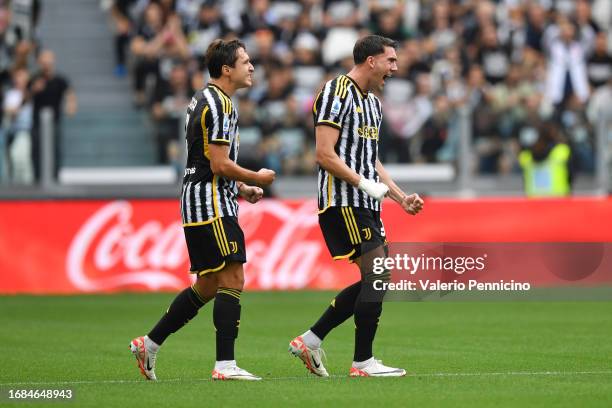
top-left (357, 177), bottom-right (389, 202)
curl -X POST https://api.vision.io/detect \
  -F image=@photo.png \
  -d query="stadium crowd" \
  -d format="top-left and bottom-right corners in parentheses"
top-left (1, 0), bottom-right (611, 183)
top-left (108, 0), bottom-right (611, 176)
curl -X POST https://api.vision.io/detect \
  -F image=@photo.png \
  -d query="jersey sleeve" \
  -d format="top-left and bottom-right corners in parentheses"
top-left (202, 91), bottom-right (232, 145)
top-left (313, 76), bottom-right (351, 130)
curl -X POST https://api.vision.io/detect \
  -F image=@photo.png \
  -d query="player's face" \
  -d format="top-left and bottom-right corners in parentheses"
top-left (230, 47), bottom-right (255, 89)
top-left (370, 46), bottom-right (398, 92)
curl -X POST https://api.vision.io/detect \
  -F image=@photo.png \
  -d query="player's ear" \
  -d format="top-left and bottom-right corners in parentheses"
top-left (223, 65), bottom-right (231, 75)
top-left (367, 56), bottom-right (375, 69)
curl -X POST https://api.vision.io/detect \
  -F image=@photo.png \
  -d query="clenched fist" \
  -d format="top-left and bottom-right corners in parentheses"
top-left (239, 184), bottom-right (264, 203)
top-left (401, 193), bottom-right (424, 215)
top-left (256, 168), bottom-right (275, 187)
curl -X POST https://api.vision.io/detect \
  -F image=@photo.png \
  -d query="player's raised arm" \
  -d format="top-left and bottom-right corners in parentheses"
top-left (376, 159), bottom-right (424, 215)
top-left (209, 143), bottom-right (275, 187)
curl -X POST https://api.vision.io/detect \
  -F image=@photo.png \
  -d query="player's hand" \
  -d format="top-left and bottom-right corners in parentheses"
top-left (239, 184), bottom-right (264, 203)
top-left (256, 168), bottom-right (275, 187)
top-left (358, 177), bottom-right (389, 202)
top-left (401, 193), bottom-right (424, 215)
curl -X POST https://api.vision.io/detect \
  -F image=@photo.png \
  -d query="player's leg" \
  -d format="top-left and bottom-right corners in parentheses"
top-left (129, 274), bottom-right (217, 380)
top-left (289, 281), bottom-right (359, 378)
top-left (349, 212), bottom-right (405, 377)
top-left (211, 262), bottom-right (260, 381)
top-left (148, 273), bottom-right (218, 345)
top-left (130, 221), bottom-right (223, 380)
top-left (289, 207), bottom-right (358, 376)
top-left (309, 280), bottom-right (361, 343)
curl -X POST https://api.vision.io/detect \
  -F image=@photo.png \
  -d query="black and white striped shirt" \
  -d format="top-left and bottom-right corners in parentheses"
top-left (314, 75), bottom-right (383, 212)
top-left (181, 84), bottom-right (240, 226)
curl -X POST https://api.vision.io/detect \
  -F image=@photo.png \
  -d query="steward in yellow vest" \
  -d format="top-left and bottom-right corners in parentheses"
top-left (519, 122), bottom-right (572, 197)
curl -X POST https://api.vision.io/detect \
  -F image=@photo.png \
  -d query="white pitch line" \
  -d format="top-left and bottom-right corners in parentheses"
top-left (413, 370), bottom-right (612, 378)
top-left (2, 371), bottom-right (612, 386)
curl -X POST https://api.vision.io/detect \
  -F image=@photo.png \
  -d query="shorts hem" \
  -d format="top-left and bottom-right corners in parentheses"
top-left (191, 261), bottom-right (226, 276)
top-left (332, 248), bottom-right (356, 261)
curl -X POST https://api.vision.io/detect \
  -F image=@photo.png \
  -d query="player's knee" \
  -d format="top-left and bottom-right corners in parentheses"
top-left (359, 270), bottom-right (389, 303)
top-left (362, 269), bottom-right (391, 284)
top-left (217, 263), bottom-right (244, 290)
top-left (194, 274), bottom-right (218, 302)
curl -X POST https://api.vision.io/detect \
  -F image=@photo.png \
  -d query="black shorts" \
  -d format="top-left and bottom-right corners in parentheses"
top-left (318, 206), bottom-right (387, 262)
top-left (183, 216), bottom-right (246, 276)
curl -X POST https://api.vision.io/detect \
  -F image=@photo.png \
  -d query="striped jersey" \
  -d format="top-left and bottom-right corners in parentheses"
top-left (181, 84), bottom-right (239, 226)
top-left (314, 74), bottom-right (383, 212)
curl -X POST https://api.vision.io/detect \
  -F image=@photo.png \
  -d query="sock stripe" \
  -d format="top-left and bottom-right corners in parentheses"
top-left (218, 287), bottom-right (242, 295)
top-left (190, 284), bottom-right (206, 304)
top-left (217, 287), bottom-right (241, 300)
top-left (218, 290), bottom-right (240, 299)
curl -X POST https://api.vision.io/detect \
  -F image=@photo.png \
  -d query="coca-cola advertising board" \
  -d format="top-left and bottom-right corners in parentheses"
top-left (0, 198), bottom-right (611, 294)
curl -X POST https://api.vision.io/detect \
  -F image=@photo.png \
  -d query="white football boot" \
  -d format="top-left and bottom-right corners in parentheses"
top-left (211, 365), bottom-right (262, 381)
top-left (129, 336), bottom-right (157, 380)
top-left (349, 358), bottom-right (406, 377)
top-left (288, 336), bottom-right (329, 377)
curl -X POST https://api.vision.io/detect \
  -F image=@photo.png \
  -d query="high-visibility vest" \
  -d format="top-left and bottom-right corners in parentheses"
top-left (518, 143), bottom-right (571, 197)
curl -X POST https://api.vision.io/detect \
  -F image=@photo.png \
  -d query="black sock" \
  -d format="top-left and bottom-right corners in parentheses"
top-left (214, 287), bottom-right (242, 361)
top-left (311, 281), bottom-right (361, 340)
top-left (353, 281), bottom-right (385, 362)
top-left (148, 285), bottom-right (207, 345)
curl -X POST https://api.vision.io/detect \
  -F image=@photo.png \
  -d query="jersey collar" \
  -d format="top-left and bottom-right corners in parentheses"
top-left (344, 75), bottom-right (368, 98)
top-left (208, 83), bottom-right (232, 100)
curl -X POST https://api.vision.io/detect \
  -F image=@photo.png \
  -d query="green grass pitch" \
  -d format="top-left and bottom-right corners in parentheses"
top-left (1, 292), bottom-right (612, 407)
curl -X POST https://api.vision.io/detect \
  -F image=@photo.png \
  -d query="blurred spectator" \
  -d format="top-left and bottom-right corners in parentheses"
top-left (8, 0), bottom-right (40, 43)
top-left (238, 0), bottom-right (273, 37)
top-left (587, 32), bottom-right (612, 89)
top-left (574, 0), bottom-right (600, 56)
top-left (383, 72), bottom-right (433, 163)
top-left (477, 23), bottom-right (511, 84)
top-left (587, 78), bottom-right (612, 126)
top-left (151, 62), bottom-right (192, 170)
top-left (545, 18), bottom-right (590, 112)
top-left (187, 0), bottom-right (232, 71)
top-left (291, 32), bottom-right (324, 103)
top-left (370, 8), bottom-right (409, 44)
top-left (256, 60), bottom-right (295, 127)
top-left (488, 64), bottom-right (539, 140)
top-left (109, 0), bottom-right (137, 77)
top-left (525, 3), bottom-right (547, 52)
top-left (2, 68), bottom-right (33, 183)
top-left (130, 2), bottom-right (189, 107)
top-left (419, 94), bottom-right (450, 163)
top-left (1, 7), bottom-right (21, 85)
top-left (322, 0), bottom-right (362, 29)
top-left (30, 50), bottom-right (77, 181)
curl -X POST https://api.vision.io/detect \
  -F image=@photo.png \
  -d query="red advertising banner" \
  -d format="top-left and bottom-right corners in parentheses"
top-left (0, 198), bottom-right (611, 294)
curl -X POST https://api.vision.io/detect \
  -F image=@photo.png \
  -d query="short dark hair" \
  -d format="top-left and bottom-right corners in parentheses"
top-left (205, 39), bottom-right (246, 79)
top-left (353, 35), bottom-right (397, 65)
